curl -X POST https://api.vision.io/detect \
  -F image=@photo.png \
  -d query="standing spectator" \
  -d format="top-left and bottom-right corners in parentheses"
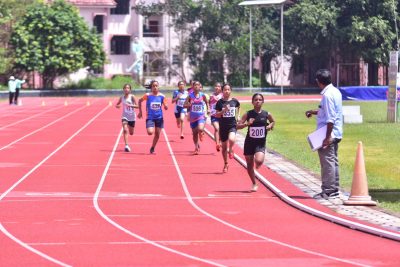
top-left (8, 76), bottom-right (26, 105)
top-left (305, 69), bottom-right (343, 200)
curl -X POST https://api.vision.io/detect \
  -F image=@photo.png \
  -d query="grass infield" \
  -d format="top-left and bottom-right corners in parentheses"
top-left (239, 100), bottom-right (400, 214)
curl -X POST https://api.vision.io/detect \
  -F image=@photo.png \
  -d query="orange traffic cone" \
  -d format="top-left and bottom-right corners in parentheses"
top-left (344, 141), bottom-right (377, 206)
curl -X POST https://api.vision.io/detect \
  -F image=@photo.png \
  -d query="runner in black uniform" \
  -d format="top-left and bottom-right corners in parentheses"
top-left (237, 93), bottom-right (275, 191)
top-left (215, 83), bottom-right (240, 173)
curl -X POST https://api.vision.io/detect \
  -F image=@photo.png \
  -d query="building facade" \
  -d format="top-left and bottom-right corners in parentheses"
top-left (68, 0), bottom-right (192, 86)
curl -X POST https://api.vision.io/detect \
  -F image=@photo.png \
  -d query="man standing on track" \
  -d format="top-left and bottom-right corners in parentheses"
top-left (138, 80), bottom-right (168, 154)
top-left (305, 69), bottom-right (343, 200)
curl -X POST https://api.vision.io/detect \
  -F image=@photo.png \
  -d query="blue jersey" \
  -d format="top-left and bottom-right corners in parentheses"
top-left (142, 93), bottom-right (167, 120)
top-left (173, 90), bottom-right (188, 113)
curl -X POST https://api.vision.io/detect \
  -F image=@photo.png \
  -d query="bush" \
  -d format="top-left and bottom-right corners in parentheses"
top-left (62, 75), bottom-right (140, 90)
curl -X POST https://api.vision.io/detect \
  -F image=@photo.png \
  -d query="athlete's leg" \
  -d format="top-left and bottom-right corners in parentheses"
top-left (254, 151), bottom-right (265, 169)
top-left (227, 131), bottom-right (236, 159)
top-left (245, 155), bottom-right (256, 185)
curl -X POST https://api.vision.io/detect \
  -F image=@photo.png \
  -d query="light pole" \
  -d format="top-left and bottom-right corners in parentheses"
top-left (239, 0), bottom-right (287, 95)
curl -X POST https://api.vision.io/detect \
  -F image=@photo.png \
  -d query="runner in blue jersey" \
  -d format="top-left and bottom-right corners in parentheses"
top-left (184, 80), bottom-right (210, 155)
top-left (171, 81), bottom-right (188, 139)
top-left (138, 80), bottom-right (168, 154)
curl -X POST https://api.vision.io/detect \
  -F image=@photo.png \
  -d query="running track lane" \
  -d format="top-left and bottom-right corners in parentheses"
top-left (0, 97), bottom-right (399, 266)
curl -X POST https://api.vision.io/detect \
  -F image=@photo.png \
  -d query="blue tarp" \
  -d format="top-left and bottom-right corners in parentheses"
top-left (339, 86), bottom-right (400, 101)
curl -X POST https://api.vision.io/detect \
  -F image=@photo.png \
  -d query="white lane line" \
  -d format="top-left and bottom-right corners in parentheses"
top-left (93, 129), bottom-right (226, 267)
top-left (0, 104), bottom-right (111, 267)
top-left (0, 104), bottom-right (88, 151)
top-left (0, 105), bottom-right (66, 131)
top-left (162, 129), bottom-right (371, 267)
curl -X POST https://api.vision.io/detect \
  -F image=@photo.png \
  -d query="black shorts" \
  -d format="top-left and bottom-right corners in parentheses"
top-left (244, 139), bottom-right (266, 156)
top-left (122, 119), bottom-right (135, 127)
top-left (219, 126), bottom-right (236, 142)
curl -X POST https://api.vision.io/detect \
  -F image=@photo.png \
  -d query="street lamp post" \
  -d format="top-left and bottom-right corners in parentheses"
top-left (239, 0), bottom-right (287, 95)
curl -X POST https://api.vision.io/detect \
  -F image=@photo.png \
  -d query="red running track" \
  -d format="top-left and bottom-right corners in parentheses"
top-left (0, 97), bottom-right (399, 267)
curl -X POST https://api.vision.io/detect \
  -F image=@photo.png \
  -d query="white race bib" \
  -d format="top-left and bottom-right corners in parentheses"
top-left (191, 104), bottom-right (203, 112)
top-left (223, 107), bottom-right (236, 117)
top-left (177, 99), bottom-right (185, 107)
top-left (124, 105), bottom-right (134, 113)
top-left (249, 126), bottom-right (265, 138)
top-left (150, 102), bottom-right (161, 110)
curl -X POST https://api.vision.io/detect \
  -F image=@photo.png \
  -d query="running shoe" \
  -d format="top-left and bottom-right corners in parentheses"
top-left (180, 135), bottom-right (184, 139)
top-left (150, 147), bottom-right (155, 154)
top-left (124, 145), bottom-right (131, 152)
top-left (251, 184), bottom-right (259, 192)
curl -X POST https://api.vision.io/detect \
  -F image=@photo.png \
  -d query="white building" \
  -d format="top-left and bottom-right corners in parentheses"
top-left (68, 0), bottom-right (192, 85)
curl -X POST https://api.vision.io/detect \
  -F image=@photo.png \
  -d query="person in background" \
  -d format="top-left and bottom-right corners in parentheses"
top-left (215, 83), bottom-right (240, 173)
top-left (184, 80), bottom-right (209, 155)
top-left (305, 69), bottom-right (343, 200)
top-left (138, 80), bottom-right (168, 154)
top-left (237, 93), bottom-right (275, 192)
top-left (8, 76), bottom-right (25, 105)
top-left (209, 82), bottom-right (223, 151)
top-left (115, 84), bottom-right (138, 152)
top-left (172, 81), bottom-right (188, 139)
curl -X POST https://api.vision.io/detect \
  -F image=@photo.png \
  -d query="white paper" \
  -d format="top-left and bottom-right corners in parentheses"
top-left (307, 125), bottom-right (327, 151)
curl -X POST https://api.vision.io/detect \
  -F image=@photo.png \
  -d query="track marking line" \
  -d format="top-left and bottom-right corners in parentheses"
top-left (0, 104), bottom-right (67, 131)
top-left (0, 104), bottom-right (89, 151)
top-left (0, 104), bottom-right (111, 267)
top-left (162, 129), bottom-right (371, 267)
top-left (93, 129), bottom-right (227, 267)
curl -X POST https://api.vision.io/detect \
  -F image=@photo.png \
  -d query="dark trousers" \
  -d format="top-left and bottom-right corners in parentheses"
top-left (9, 92), bottom-right (15, 104)
top-left (14, 88), bottom-right (20, 104)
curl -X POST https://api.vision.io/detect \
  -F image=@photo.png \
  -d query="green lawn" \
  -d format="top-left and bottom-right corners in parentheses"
top-left (239, 100), bottom-right (400, 214)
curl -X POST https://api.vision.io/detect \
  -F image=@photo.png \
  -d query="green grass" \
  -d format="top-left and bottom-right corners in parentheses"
top-left (239, 100), bottom-right (400, 214)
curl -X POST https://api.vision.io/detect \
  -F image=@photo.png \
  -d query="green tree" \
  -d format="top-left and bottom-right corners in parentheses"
top-left (135, 0), bottom-right (280, 87)
top-left (0, 0), bottom-right (38, 75)
top-left (285, 0), bottom-right (399, 74)
top-left (10, 0), bottom-right (105, 88)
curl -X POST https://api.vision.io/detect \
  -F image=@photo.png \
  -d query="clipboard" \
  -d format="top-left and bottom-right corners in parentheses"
top-left (307, 125), bottom-right (327, 151)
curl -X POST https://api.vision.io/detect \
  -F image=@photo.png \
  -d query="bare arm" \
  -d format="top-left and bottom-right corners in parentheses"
top-left (267, 113), bottom-right (275, 131)
top-left (115, 97), bottom-right (122, 108)
top-left (236, 113), bottom-right (249, 130)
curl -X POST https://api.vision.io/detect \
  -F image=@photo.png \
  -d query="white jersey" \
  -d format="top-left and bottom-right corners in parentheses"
top-left (121, 95), bottom-right (136, 121)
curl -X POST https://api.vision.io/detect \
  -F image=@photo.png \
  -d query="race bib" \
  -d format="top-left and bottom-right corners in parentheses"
top-left (223, 107), bottom-right (236, 117)
top-left (150, 102), bottom-right (161, 110)
top-left (177, 99), bottom-right (185, 107)
top-left (249, 126), bottom-right (265, 138)
top-left (124, 105), bottom-right (134, 113)
top-left (191, 103), bottom-right (203, 113)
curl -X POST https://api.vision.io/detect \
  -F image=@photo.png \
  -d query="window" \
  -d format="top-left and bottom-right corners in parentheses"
top-left (143, 16), bottom-right (162, 37)
top-left (144, 52), bottom-right (164, 75)
top-left (172, 54), bottom-right (180, 65)
top-left (111, 36), bottom-right (130, 55)
top-left (93, 15), bottom-right (104, 34)
top-left (111, 0), bottom-right (129, 15)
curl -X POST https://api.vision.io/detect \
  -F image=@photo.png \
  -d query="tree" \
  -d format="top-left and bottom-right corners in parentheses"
top-left (135, 0), bottom-right (280, 86)
top-left (0, 0), bottom-right (38, 75)
top-left (285, 0), bottom-right (399, 81)
top-left (10, 0), bottom-right (105, 88)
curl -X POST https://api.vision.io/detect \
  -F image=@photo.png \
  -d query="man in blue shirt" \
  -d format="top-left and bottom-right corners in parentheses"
top-left (305, 69), bottom-right (343, 200)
